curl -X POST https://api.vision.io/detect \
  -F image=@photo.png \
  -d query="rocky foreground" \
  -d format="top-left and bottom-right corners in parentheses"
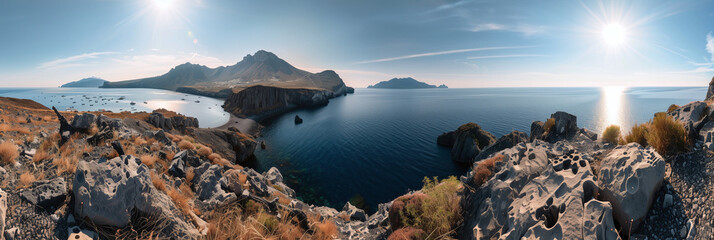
top-left (2, 82), bottom-right (714, 239)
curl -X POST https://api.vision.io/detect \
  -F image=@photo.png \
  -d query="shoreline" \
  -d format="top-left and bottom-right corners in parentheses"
top-left (214, 113), bottom-right (261, 136)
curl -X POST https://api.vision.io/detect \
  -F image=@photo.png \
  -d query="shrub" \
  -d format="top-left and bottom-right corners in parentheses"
top-left (150, 171), bottom-right (166, 192)
top-left (140, 154), bottom-right (159, 168)
top-left (646, 113), bottom-right (689, 155)
top-left (388, 227), bottom-right (426, 240)
top-left (312, 220), bottom-right (338, 240)
top-left (667, 104), bottom-right (679, 113)
top-left (602, 125), bottom-right (621, 144)
top-left (0, 141), bottom-right (19, 165)
top-left (543, 117), bottom-right (555, 134)
top-left (177, 140), bottom-right (195, 150)
top-left (17, 171), bottom-right (36, 189)
top-left (624, 123), bottom-right (649, 147)
top-left (197, 145), bottom-right (213, 157)
top-left (473, 154), bottom-right (504, 187)
top-left (32, 150), bottom-right (51, 163)
top-left (395, 176), bottom-right (462, 239)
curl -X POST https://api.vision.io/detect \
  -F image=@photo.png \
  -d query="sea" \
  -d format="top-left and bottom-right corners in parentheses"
top-left (0, 86), bottom-right (706, 212)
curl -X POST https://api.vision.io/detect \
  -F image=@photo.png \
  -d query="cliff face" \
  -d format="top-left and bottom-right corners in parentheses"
top-left (222, 85), bottom-right (335, 120)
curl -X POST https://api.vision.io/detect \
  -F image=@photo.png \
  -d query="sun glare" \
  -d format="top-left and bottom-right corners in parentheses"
top-left (153, 0), bottom-right (174, 10)
top-left (602, 23), bottom-right (626, 47)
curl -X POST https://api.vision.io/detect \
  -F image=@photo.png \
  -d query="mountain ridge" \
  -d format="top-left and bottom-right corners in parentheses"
top-left (368, 77), bottom-right (447, 89)
top-left (61, 77), bottom-right (108, 88)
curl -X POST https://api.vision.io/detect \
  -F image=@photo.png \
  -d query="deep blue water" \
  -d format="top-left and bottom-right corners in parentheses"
top-left (0, 88), bottom-right (229, 128)
top-left (253, 87), bottom-right (707, 211)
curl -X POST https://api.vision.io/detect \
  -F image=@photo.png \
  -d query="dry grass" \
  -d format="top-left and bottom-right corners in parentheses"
top-left (17, 171), bottom-right (36, 189)
top-left (238, 173), bottom-right (248, 185)
top-left (88, 124), bottom-right (99, 135)
top-left (197, 145), bottom-right (213, 158)
top-left (624, 123), bottom-right (649, 147)
top-left (178, 140), bottom-right (195, 150)
top-left (150, 171), bottom-right (166, 192)
top-left (133, 136), bottom-right (148, 146)
top-left (186, 167), bottom-right (195, 184)
top-left (646, 113), bottom-right (689, 155)
top-left (602, 125), bottom-right (621, 144)
top-left (140, 154), bottom-right (159, 168)
top-left (543, 117), bottom-right (555, 134)
top-left (667, 104), bottom-right (680, 113)
top-left (208, 153), bottom-right (221, 162)
top-left (271, 191), bottom-right (292, 206)
top-left (206, 205), bottom-right (308, 240)
top-left (473, 154), bottom-right (504, 187)
top-left (165, 150), bottom-right (175, 161)
top-left (0, 141), bottom-right (19, 165)
top-left (33, 149), bottom-right (51, 163)
top-left (312, 220), bottom-right (338, 240)
top-left (396, 176), bottom-right (462, 239)
top-left (0, 124), bottom-right (31, 135)
top-left (166, 183), bottom-right (194, 216)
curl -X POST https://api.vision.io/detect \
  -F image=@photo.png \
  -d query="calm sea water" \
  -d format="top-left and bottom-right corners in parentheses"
top-left (252, 87), bottom-right (707, 211)
top-left (0, 88), bottom-right (229, 128)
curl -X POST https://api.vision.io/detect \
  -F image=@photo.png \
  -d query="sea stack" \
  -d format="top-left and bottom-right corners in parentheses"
top-left (295, 115), bottom-right (303, 124)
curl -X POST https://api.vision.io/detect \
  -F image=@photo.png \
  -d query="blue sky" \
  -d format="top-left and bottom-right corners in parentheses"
top-left (1, 0), bottom-right (714, 88)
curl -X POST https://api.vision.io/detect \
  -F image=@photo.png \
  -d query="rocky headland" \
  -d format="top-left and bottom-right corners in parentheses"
top-left (2, 79), bottom-right (714, 239)
top-left (368, 77), bottom-right (448, 89)
top-left (60, 77), bottom-right (108, 88)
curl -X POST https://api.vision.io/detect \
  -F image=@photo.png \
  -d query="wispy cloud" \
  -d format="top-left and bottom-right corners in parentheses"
top-left (707, 33), bottom-right (714, 62)
top-left (355, 46), bottom-right (533, 64)
top-left (467, 54), bottom-right (547, 60)
top-left (39, 52), bottom-right (118, 69)
top-left (469, 23), bottom-right (546, 35)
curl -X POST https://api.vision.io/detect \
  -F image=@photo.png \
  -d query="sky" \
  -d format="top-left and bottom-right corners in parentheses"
top-left (1, 0), bottom-right (714, 88)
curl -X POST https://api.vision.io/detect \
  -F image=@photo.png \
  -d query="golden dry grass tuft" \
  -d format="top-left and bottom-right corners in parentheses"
top-left (312, 220), bottom-right (338, 240)
top-left (667, 104), bottom-right (680, 113)
top-left (395, 176), bottom-right (462, 239)
top-left (166, 183), bottom-right (194, 216)
top-left (543, 117), bottom-right (555, 134)
top-left (602, 125), bottom-right (621, 144)
top-left (473, 154), bottom-right (504, 187)
top-left (624, 123), bottom-right (649, 147)
top-left (178, 140), bottom-right (195, 150)
top-left (140, 154), bottom-right (159, 168)
top-left (17, 171), bottom-right (36, 189)
top-left (33, 149), bottom-right (51, 163)
top-left (197, 145), bottom-right (213, 158)
top-left (0, 123), bottom-right (31, 135)
top-left (150, 171), bottom-right (166, 192)
top-left (186, 167), bottom-right (195, 184)
top-left (645, 113), bottom-right (689, 155)
top-left (0, 141), bottom-right (19, 165)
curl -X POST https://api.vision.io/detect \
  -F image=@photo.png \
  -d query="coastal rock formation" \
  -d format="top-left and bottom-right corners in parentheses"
top-left (190, 128), bottom-right (257, 163)
top-left (438, 123), bottom-right (497, 163)
top-left (598, 143), bottom-right (665, 232)
top-left (195, 165), bottom-right (236, 205)
top-left (294, 115), bottom-right (303, 124)
top-left (668, 101), bottom-right (709, 139)
top-left (70, 113), bottom-right (96, 132)
top-left (474, 130), bottom-right (528, 161)
top-left (72, 155), bottom-right (199, 239)
top-left (222, 85), bottom-right (332, 120)
top-left (461, 140), bottom-right (620, 239)
top-left (147, 111), bottom-right (199, 131)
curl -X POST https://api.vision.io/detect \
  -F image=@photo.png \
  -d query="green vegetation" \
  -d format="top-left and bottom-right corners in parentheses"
top-left (602, 125), bottom-right (621, 144)
top-left (391, 176), bottom-right (462, 239)
top-left (623, 123), bottom-right (648, 147)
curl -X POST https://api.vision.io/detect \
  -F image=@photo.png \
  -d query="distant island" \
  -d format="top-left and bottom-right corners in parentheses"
top-left (367, 77), bottom-right (447, 89)
top-left (60, 77), bottom-right (108, 88)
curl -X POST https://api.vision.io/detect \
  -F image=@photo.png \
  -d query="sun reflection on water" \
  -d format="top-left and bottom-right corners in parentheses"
top-left (600, 86), bottom-right (628, 132)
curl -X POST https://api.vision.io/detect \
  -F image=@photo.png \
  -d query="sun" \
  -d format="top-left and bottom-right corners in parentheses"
top-left (152, 0), bottom-right (174, 11)
top-left (601, 23), bottom-right (626, 47)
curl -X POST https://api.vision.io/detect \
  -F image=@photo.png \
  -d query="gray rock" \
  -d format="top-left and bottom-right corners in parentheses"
top-left (449, 123), bottom-right (497, 163)
top-left (543, 111), bottom-right (579, 143)
top-left (19, 177), bottom-right (67, 209)
top-left (663, 193), bottom-right (673, 208)
top-left (151, 129), bottom-right (173, 145)
top-left (264, 167), bottom-right (283, 184)
top-left (72, 155), bottom-right (199, 239)
top-left (4, 227), bottom-right (18, 240)
top-left (437, 131), bottom-right (456, 147)
top-left (598, 143), bottom-right (665, 233)
top-left (530, 121), bottom-right (545, 142)
top-left (168, 156), bottom-right (186, 178)
top-left (707, 76), bottom-right (714, 100)
top-left (147, 111), bottom-right (199, 131)
top-left (342, 202), bottom-right (367, 222)
top-left (70, 113), bottom-right (96, 132)
top-left (196, 165), bottom-right (236, 205)
top-left (474, 130), bottom-right (528, 161)
top-left (0, 188), bottom-right (6, 239)
top-left (220, 169), bottom-right (243, 194)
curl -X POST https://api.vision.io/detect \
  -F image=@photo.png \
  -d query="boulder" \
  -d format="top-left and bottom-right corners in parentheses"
top-left (698, 121), bottom-right (714, 150)
top-left (706, 76), bottom-right (714, 100)
top-left (111, 140), bottom-right (125, 156)
top-left (151, 129), bottom-right (173, 145)
top-left (668, 101), bottom-right (708, 135)
top-left (543, 111), bottom-right (579, 143)
top-left (474, 130), bottom-right (528, 161)
top-left (147, 111), bottom-right (199, 131)
top-left (220, 169), bottom-right (244, 194)
top-left (597, 143), bottom-right (665, 233)
top-left (264, 167), bottom-right (283, 184)
top-left (72, 155), bottom-right (199, 239)
top-left (530, 121), bottom-right (545, 142)
top-left (196, 165), bottom-right (236, 205)
top-left (52, 106), bottom-right (74, 146)
top-left (294, 115), bottom-right (303, 124)
top-left (168, 156), bottom-right (186, 178)
top-left (19, 178), bottom-right (67, 209)
top-left (463, 140), bottom-right (620, 239)
top-left (190, 128), bottom-right (257, 164)
top-left (1, 188), bottom-right (6, 239)
top-left (449, 123), bottom-right (497, 163)
top-left (342, 202), bottom-right (367, 222)
top-left (70, 113), bottom-right (96, 132)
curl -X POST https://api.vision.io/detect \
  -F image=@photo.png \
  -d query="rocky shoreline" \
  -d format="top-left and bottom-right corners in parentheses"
top-left (1, 81), bottom-right (714, 239)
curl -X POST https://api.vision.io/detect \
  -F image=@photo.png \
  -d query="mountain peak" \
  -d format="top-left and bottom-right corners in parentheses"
top-left (243, 50), bottom-right (279, 62)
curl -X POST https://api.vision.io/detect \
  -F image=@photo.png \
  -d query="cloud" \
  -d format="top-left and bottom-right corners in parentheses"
top-left (38, 52), bottom-right (118, 69)
top-left (467, 54), bottom-right (547, 60)
top-left (469, 23), bottom-right (546, 35)
top-left (355, 46), bottom-right (533, 64)
top-left (707, 33), bottom-right (714, 62)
